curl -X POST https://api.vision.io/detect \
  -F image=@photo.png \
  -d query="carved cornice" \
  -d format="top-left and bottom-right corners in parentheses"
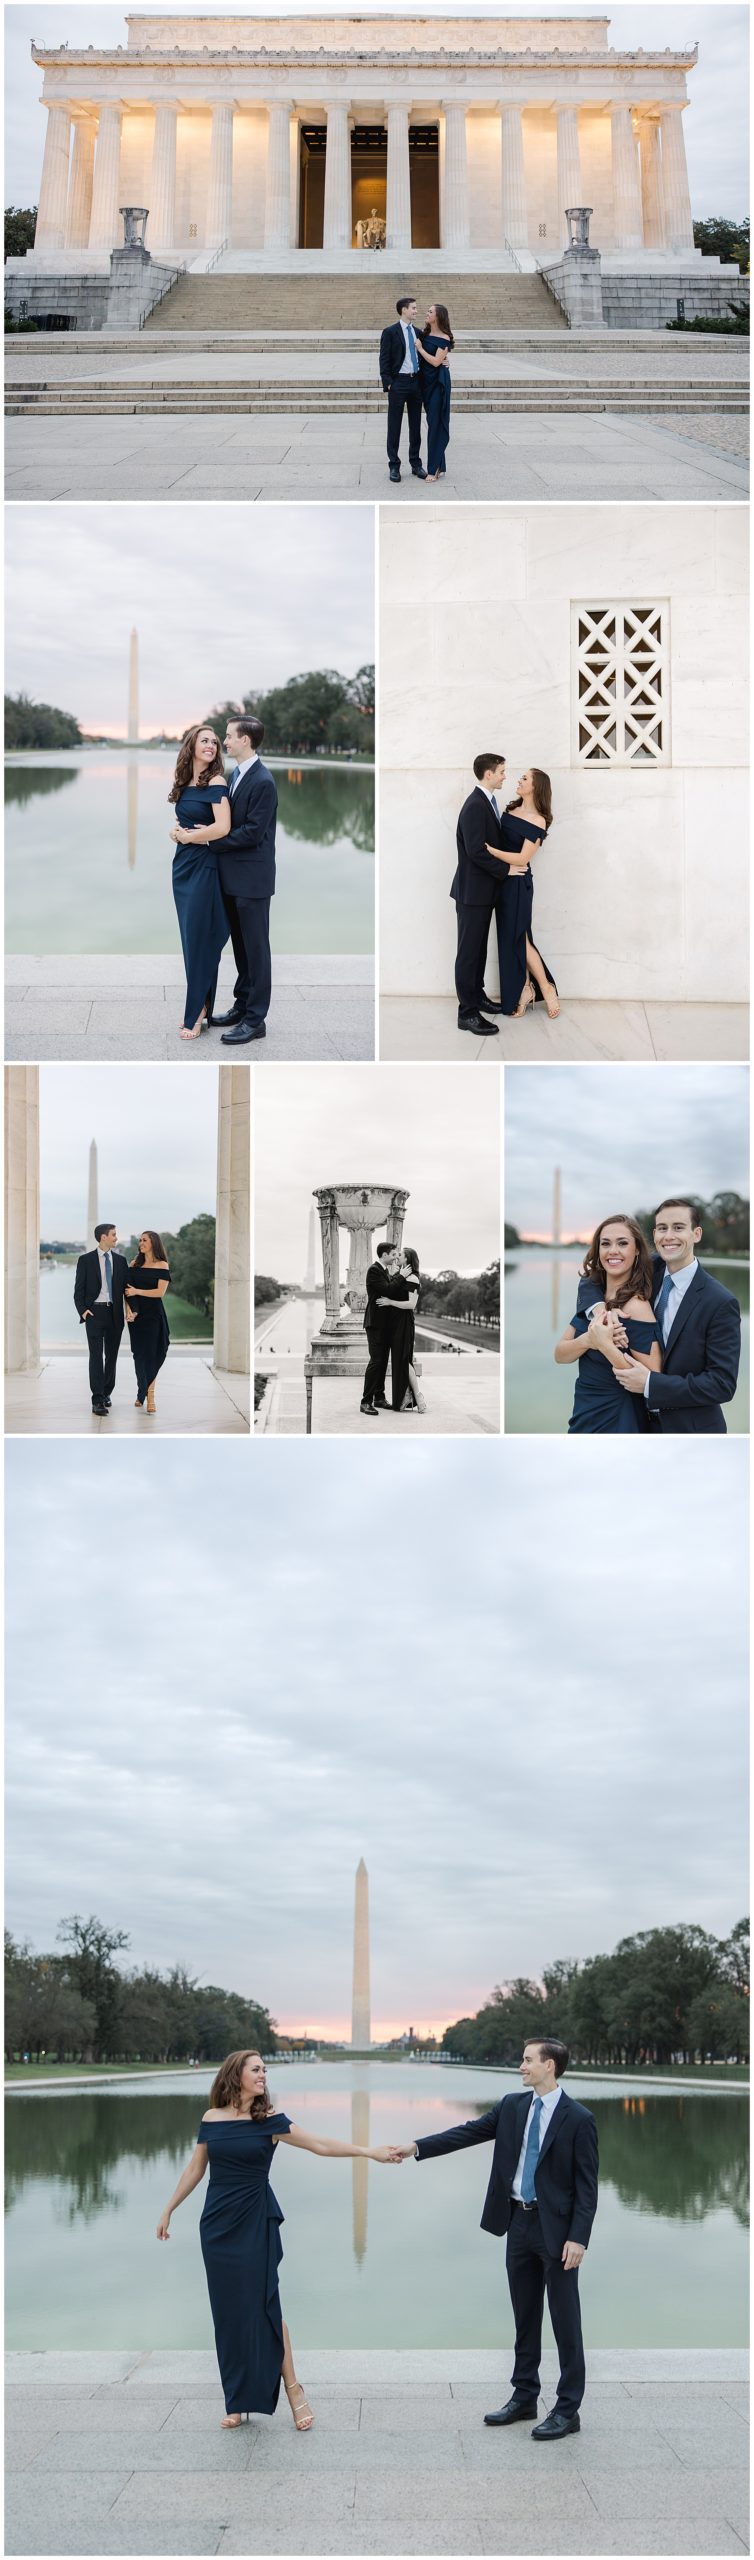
top-left (31, 44), bottom-right (699, 71)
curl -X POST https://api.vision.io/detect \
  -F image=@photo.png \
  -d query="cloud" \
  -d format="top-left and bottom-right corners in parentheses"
top-left (505, 1065), bottom-right (749, 1235)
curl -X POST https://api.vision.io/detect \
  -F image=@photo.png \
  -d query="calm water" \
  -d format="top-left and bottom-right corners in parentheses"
top-left (5, 753), bottom-right (374, 955)
top-left (254, 1296), bottom-right (478, 1359)
top-left (504, 1251), bottom-right (750, 1435)
top-left (5, 2062), bottom-right (747, 2350)
top-left (38, 1264), bottom-right (212, 1347)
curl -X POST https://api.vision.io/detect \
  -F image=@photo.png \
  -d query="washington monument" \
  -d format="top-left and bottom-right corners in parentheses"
top-left (352, 1858), bottom-right (371, 2050)
top-left (128, 628), bottom-right (139, 745)
top-left (86, 1140), bottom-right (98, 1246)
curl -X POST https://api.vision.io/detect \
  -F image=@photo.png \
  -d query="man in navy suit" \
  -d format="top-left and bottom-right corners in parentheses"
top-left (452, 755), bottom-right (529, 1037)
top-left (73, 1221), bottom-right (128, 1417)
top-left (392, 2037), bottom-right (598, 2437)
top-left (379, 296), bottom-right (429, 484)
top-left (589, 1197), bottom-right (741, 1433)
top-left (214, 716), bottom-right (278, 1045)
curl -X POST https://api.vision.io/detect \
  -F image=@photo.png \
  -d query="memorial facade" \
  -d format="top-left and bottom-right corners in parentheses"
top-left (24, 12), bottom-right (703, 275)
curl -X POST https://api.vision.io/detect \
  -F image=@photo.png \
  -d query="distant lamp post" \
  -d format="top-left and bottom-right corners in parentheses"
top-left (565, 206), bottom-right (593, 254)
top-left (119, 206), bottom-right (149, 250)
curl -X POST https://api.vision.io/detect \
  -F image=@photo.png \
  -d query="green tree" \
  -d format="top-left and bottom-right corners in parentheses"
top-left (57, 1914), bottom-right (130, 2061)
top-left (693, 217), bottom-right (749, 271)
top-left (5, 692), bottom-right (83, 751)
top-left (162, 1214), bottom-right (216, 1317)
top-left (5, 206), bottom-right (37, 260)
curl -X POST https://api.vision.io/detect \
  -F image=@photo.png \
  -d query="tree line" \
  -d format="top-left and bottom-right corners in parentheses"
top-left (443, 1921), bottom-right (750, 2069)
top-left (5, 692), bottom-right (82, 751)
top-left (205, 667), bottom-right (375, 757)
top-left (505, 1196), bottom-right (749, 1258)
top-left (123, 1214), bottom-right (217, 1319)
top-left (5, 1916), bottom-right (277, 2066)
top-left (256, 1262), bottom-right (501, 1322)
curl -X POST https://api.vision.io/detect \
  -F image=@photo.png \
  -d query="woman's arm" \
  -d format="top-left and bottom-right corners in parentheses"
top-left (554, 1324), bottom-right (585, 1366)
top-left (124, 1279), bottom-right (169, 1299)
top-left (156, 2141), bottom-right (208, 2237)
top-left (417, 342), bottom-right (448, 368)
top-left (277, 2123), bottom-right (398, 2164)
top-left (485, 840), bottom-right (530, 870)
top-left (170, 796), bottom-right (231, 848)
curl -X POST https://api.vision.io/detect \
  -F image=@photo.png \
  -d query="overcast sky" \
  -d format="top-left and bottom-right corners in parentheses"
top-left (5, 1436), bottom-right (747, 2039)
top-left (255, 1065), bottom-right (499, 1279)
top-left (505, 1065), bottom-right (749, 1240)
top-left (40, 1064), bottom-right (219, 1236)
top-left (4, 3), bottom-right (748, 213)
top-left (4, 506), bottom-right (374, 736)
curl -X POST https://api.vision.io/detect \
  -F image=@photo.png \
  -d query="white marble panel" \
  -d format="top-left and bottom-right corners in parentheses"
top-left (671, 595), bottom-right (749, 766)
top-left (682, 768), bottom-right (749, 1000)
top-left (713, 508), bottom-right (750, 597)
top-left (381, 507), bottom-right (527, 609)
top-left (523, 504), bottom-right (723, 599)
top-left (380, 769), bottom-right (462, 995)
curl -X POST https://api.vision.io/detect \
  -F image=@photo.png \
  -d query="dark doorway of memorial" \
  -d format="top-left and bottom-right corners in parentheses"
top-left (298, 121), bottom-right (439, 249)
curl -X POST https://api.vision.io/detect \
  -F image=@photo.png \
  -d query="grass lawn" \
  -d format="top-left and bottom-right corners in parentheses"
top-left (167, 1294), bottom-right (213, 1341)
top-left (5, 2061), bottom-right (204, 2082)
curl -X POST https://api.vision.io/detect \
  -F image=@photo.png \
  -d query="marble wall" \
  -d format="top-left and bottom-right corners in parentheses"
top-left (379, 506), bottom-right (749, 1003)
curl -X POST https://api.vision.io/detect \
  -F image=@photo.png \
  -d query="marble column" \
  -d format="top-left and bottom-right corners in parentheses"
top-left (35, 103), bottom-right (72, 252)
top-left (213, 1065), bottom-right (249, 1377)
top-left (639, 119), bottom-right (665, 251)
top-left (66, 115), bottom-right (96, 250)
top-left (148, 103), bottom-right (178, 255)
top-left (610, 103), bottom-right (643, 251)
top-left (206, 103), bottom-right (234, 250)
top-left (88, 103), bottom-right (124, 252)
top-left (4, 1068), bottom-right (40, 1378)
top-left (659, 108), bottom-right (695, 255)
top-left (385, 100), bottom-right (412, 252)
top-left (323, 101), bottom-right (352, 251)
top-left (264, 101), bottom-right (293, 250)
top-left (316, 1192), bottom-right (342, 1324)
top-left (499, 103), bottom-right (528, 250)
top-left (441, 101), bottom-right (470, 252)
top-left (556, 105), bottom-right (583, 245)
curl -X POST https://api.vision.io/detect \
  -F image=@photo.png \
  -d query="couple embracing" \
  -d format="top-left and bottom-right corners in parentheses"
top-left (555, 1197), bottom-right (742, 1435)
top-left (158, 2035), bottom-right (597, 2445)
top-left (454, 753), bottom-right (559, 1037)
top-left (360, 1239), bottom-right (426, 1418)
top-left (169, 713), bottom-right (277, 1045)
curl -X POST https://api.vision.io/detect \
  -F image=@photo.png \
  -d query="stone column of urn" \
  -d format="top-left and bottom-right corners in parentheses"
top-left (264, 102), bottom-right (294, 251)
top-left (66, 115), bottom-right (97, 250)
top-left (148, 103), bottom-right (178, 256)
top-left (88, 103), bottom-right (125, 251)
top-left (499, 103), bottom-right (528, 251)
top-left (213, 1066), bottom-right (250, 1376)
top-left (205, 104), bottom-right (235, 249)
top-left (659, 108), bottom-right (695, 255)
top-left (4, 1068), bottom-right (41, 1377)
top-left (610, 103), bottom-right (643, 251)
top-left (385, 100), bottom-right (412, 252)
top-left (35, 103), bottom-right (72, 252)
top-left (323, 102), bottom-right (352, 250)
top-left (556, 106), bottom-right (583, 247)
top-left (314, 1190), bottom-right (342, 1328)
top-left (638, 119), bottom-right (665, 251)
top-left (440, 101), bottom-right (470, 252)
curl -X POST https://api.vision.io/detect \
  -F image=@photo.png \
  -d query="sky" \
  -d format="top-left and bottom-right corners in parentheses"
top-left (5, 1435), bottom-right (748, 2040)
top-left (254, 1064), bottom-right (500, 1279)
top-left (4, 506), bottom-right (374, 737)
top-left (505, 1064), bottom-right (749, 1240)
top-left (40, 1063), bottom-right (219, 1236)
top-left (4, 3), bottom-right (748, 214)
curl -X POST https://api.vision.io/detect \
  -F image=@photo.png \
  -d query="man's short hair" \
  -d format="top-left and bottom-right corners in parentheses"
top-left (94, 1223), bottom-right (116, 1243)
top-left (473, 753), bottom-right (505, 782)
top-left (230, 713), bottom-right (265, 751)
top-left (653, 1197), bottom-right (703, 1228)
top-left (376, 1241), bottom-right (394, 1260)
top-left (396, 296), bottom-right (415, 315)
top-left (528, 2036), bottom-right (569, 2078)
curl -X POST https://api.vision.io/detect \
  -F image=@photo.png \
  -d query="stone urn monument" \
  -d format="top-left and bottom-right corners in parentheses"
top-left (304, 1183), bottom-right (409, 1430)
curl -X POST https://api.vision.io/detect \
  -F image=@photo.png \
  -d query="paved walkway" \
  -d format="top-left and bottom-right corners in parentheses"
top-left (379, 997), bottom-right (750, 1063)
top-left (5, 1355), bottom-right (249, 1435)
top-left (256, 1353), bottom-right (500, 1435)
top-left (5, 2348), bottom-right (749, 2556)
top-left (4, 957), bottom-right (374, 1064)
top-left (4, 410), bottom-right (747, 502)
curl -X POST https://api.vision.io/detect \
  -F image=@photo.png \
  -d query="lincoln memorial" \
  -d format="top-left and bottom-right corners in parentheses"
top-left (24, 12), bottom-right (705, 275)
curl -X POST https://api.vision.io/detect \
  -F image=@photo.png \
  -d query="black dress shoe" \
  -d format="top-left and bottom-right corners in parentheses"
top-left (212, 1006), bottom-right (244, 1028)
top-left (359, 1400), bottom-right (379, 1416)
top-left (484, 2399), bottom-right (539, 2427)
top-left (221, 1020), bottom-right (266, 1044)
top-left (389, 467), bottom-right (401, 483)
top-left (478, 992), bottom-right (505, 1015)
top-left (458, 1012), bottom-right (499, 1037)
top-left (532, 2412), bottom-right (580, 2440)
top-left (374, 1396), bottom-right (389, 1409)
top-left (411, 465), bottom-right (428, 479)
top-left (104, 1396), bottom-right (112, 1408)
top-left (92, 1399), bottom-right (107, 1416)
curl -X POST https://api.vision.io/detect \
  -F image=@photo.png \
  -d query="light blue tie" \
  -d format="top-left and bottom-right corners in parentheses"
top-left (104, 1252), bottom-right (113, 1303)
top-left (520, 2096), bottom-right (543, 2203)
top-left (490, 793), bottom-right (500, 818)
top-left (655, 1270), bottom-right (674, 1339)
top-left (406, 322), bottom-right (419, 374)
top-left (228, 763), bottom-right (240, 794)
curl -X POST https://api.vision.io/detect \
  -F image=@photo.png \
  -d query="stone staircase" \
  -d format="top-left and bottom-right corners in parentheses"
top-left (8, 375), bottom-right (746, 418)
top-left (142, 269), bottom-right (567, 331)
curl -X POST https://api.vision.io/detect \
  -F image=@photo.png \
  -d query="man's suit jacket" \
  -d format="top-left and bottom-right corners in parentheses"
top-left (73, 1248), bottom-right (127, 1333)
top-left (218, 758), bottom-right (278, 903)
top-left (451, 789), bottom-right (519, 909)
top-left (416, 2088), bottom-right (599, 2259)
top-left (364, 1261), bottom-right (393, 1336)
top-left (575, 1257), bottom-right (741, 1434)
top-left (379, 321), bottom-right (422, 389)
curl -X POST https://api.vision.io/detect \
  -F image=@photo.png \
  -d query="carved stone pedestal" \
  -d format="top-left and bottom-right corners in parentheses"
top-left (304, 1182), bottom-right (409, 1432)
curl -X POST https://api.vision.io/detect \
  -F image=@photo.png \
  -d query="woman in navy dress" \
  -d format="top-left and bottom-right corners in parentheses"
top-left (417, 303), bottom-right (453, 480)
top-left (156, 2048), bottom-right (398, 2432)
top-left (168, 724), bottom-right (231, 1040)
top-left (490, 769), bottom-right (560, 1019)
top-left (376, 1248), bottom-right (426, 1413)
top-left (555, 1215), bottom-right (662, 1434)
top-left (124, 1229), bottom-right (171, 1414)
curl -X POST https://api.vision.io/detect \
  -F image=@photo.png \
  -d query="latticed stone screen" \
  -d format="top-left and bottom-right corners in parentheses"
top-left (572, 602), bottom-right (670, 766)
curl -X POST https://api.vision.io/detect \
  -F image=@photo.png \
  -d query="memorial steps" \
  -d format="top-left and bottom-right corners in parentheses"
top-left (141, 269), bottom-right (567, 332)
top-left (7, 346), bottom-right (747, 422)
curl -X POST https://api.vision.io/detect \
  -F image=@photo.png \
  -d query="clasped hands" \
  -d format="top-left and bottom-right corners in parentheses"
top-left (587, 1308), bottom-right (646, 1395)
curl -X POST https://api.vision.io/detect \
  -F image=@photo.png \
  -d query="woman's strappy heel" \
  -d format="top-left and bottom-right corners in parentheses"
top-left (285, 2381), bottom-right (314, 2431)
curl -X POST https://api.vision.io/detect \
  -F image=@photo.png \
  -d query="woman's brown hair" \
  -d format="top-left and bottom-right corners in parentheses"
top-left (131, 1230), bottom-right (167, 1268)
top-left (169, 725), bottom-right (224, 805)
top-left (207, 2050), bottom-right (274, 2118)
top-left (507, 769), bottom-right (554, 834)
top-left (431, 302), bottom-right (454, 349)
top-left (582, 1215), bottom-right (654, 1310)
